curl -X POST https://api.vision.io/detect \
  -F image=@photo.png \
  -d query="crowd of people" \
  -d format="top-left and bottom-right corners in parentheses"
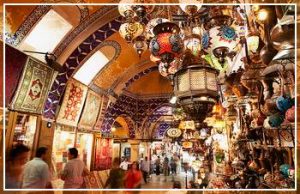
top-left (6, 144), bottom-right (185, 190)
top-left (6, 144), bottom-right (89, 189)
top-left (105, 157), bottom-right (149, 189)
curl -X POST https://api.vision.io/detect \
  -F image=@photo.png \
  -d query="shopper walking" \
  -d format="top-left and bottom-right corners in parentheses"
top-left (140, 156), bottom-right (150, 183)
top-left (22, 147), bottom-right (52, 188)
top-left (61, 148), bottom-right (89, 189)
top-left (120, 157), bottom-right (130, 171)
top-left (104, 157), bottom-right (125, 189)
top-left (125, 161), bottom-right (142, 189)
top-left (170, 157), bottom-right (177, 175)
top-left (6, 144), bottom-right (30, 188)
top-left (155, 156), bottom-right (161, 176)
top-left (163, 156), bottom-right (169, 181)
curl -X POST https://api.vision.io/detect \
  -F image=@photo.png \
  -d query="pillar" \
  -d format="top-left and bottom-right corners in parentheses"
top-left (37, 120), bottom-right (55, 167)
top-left (128, 140), bottom-right (140, 162)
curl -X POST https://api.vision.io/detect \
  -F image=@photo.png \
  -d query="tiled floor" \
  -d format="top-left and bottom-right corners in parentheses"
top-left (141, 171), bottom-right (194, 189)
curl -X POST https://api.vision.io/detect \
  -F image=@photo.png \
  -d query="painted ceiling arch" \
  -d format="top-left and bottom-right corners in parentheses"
top-left (5, 4), bottom-right (175, 121)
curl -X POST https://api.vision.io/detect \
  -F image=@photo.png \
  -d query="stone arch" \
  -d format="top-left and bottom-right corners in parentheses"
top-left (112, 115), bottom-right (136, 139)
top-left (140, 105), bottom-right (172, 139)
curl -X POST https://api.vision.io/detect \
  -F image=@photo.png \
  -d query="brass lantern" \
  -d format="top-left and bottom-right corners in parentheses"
top-left (173, 51), bottom-right (219, 123)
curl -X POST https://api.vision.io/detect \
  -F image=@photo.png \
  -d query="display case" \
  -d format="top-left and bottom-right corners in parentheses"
top-left (76, 132), bottom-right (93, 170)
top-left (6, 112), bottom-right (40, 158)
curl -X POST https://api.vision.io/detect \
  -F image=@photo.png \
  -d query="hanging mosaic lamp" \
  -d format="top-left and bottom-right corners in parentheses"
top-left (119, 22), bottom-right (144, 42)
top-left (280, 164), bottom-right (290, 178)
top-left (179, 0), bottom-right (203, 15)
top-left (168, 59), bottom-right (180, 75)
top-left (285, 106), bottom-right (295, 122)
top-left (215, 151), bottom-right (224, 164)
top-left (246, 32), bottom-right (260, 54)
top-left (167, 127), bottom-right (182, 138)
top-left (150, 22), bottom-right (184, 63)
top-left (145, 18), bottom-right (170, 41)
top-left (203, 54), bottom-right (228, 72)
top-left (202, 26), bottom-right (240, 64)
top-left (276, 95), bottom-right (294, 112)
top-left (183, 34), bottom-right (202, 56)
top-left (133, 36), bottom-right (147, 58)
top-left (118, 0), bottom-right (135, 20)
top-left (158, 62), bottom-right (169, 77)
top-left (268, 113), bottom-right (285, 128)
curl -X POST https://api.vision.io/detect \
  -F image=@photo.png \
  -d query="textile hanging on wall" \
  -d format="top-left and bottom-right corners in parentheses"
top-left (78, 90), bottom-right (102, 130)
top-left (10, 57), bottom-right (55, 114)
top-left (56, 78), bottom-right (88, 127)
top-left (94, 95), bottom-right (110, 130)
top-left (5, 45), bottom-right (28, 106)
top-left (94, 138), bottom-right (113, 171)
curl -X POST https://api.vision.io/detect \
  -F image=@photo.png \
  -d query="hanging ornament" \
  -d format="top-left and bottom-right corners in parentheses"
top-left (203, 54), bottom-right (229, 72)
top-left (183, 34), bottom-right (202, 56)
top-left (118, 2), bottom-right (135, 20)
top-left (276, 95), bottom-right (294, 112)
top-left (119, 22), bottom-right (144, 42)
top-left (179, 0), bottom-right (203, 15)
top-left (215, 151), bottom-right (225, 164)
top-left (172, 107), bottom-right (186, 120)
top-left (158, 62), bottom-right (169, 77)
top-left (268, 113), bottom-right (285, 128)
top-left (133, 36), bottom-right (147, 58)
top-left (285, 106), bottom-right (295, 122)
top-left (150, 22), bottom-right (183, 63)
top-left (167, 128), bottom-right (182, 138)
top-left (145, 18), bottom-right (170, 41)
top-left (202, 26), bottom-right (240, 66)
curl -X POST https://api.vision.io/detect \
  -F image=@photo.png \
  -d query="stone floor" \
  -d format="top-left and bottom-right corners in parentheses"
top-left (141, 171), bottom-right (194, 189)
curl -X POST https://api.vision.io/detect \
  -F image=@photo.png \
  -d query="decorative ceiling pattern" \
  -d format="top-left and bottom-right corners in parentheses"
top-left (101, 95), bottom-right (168, 135)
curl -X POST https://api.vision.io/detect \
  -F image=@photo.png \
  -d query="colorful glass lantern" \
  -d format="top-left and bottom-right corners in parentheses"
top-left (285, 106), bottom-right (295, 122)
top-left (173, 52), bottom-right (219, 122)
top-left (246, 33), bottom-right (260, 54)
top-left (119, 22), bottom-right (144, 42)
top-left (280, 164), bottom-right (290, 178)
top-left (145, 18), bottom-right (169, 40)
top-left (133, 36), bottom-right (147, 58)
top-left (179, 0), bottom-right (203, 15)
top-left (168, 59), bottom-right (180, 74)
top-left (179, 120), bottom-right (196, 130)
top-left (203, 54), bottom-right (228, 72)
top-left (268, 113), bottom-right (285, 128)
top-left (202, 26), bottom-right (240, 64)
top-left (158, 62), bottom-right (169, 77)
top-left (150, 22), bottom-right (183, 63)
top-left (215, 151), bottom-right (225, 164)
top-left (167, 128), bottom-right (182, 138)
top-left (276, 95), bottom-right (294, 112)
top-left (184, 34), bottom-right (202, 56)
top-left (173, 107), bottom-right (186, 120)
top-left (118, 0), bottom-right (135, 20)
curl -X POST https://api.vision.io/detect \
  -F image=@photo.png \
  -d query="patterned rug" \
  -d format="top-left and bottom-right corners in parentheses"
top-left (56, 78), bottom-right (88, 127)
top-left (10, 56), bottom-right (55, 114)
top-left (78, 90), bottom-right (102, 130)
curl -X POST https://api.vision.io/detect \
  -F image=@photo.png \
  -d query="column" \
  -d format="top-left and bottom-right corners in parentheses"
top-left (128, 140), bottom-right (140, 162)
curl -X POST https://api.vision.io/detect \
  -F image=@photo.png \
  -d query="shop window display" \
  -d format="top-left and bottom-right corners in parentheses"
top-left (51, 125), bottom-right (75, 178)
top-left (76, 132), bottom-right (93, 170)
top-left (12, 114), bottom-right (37, 156)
